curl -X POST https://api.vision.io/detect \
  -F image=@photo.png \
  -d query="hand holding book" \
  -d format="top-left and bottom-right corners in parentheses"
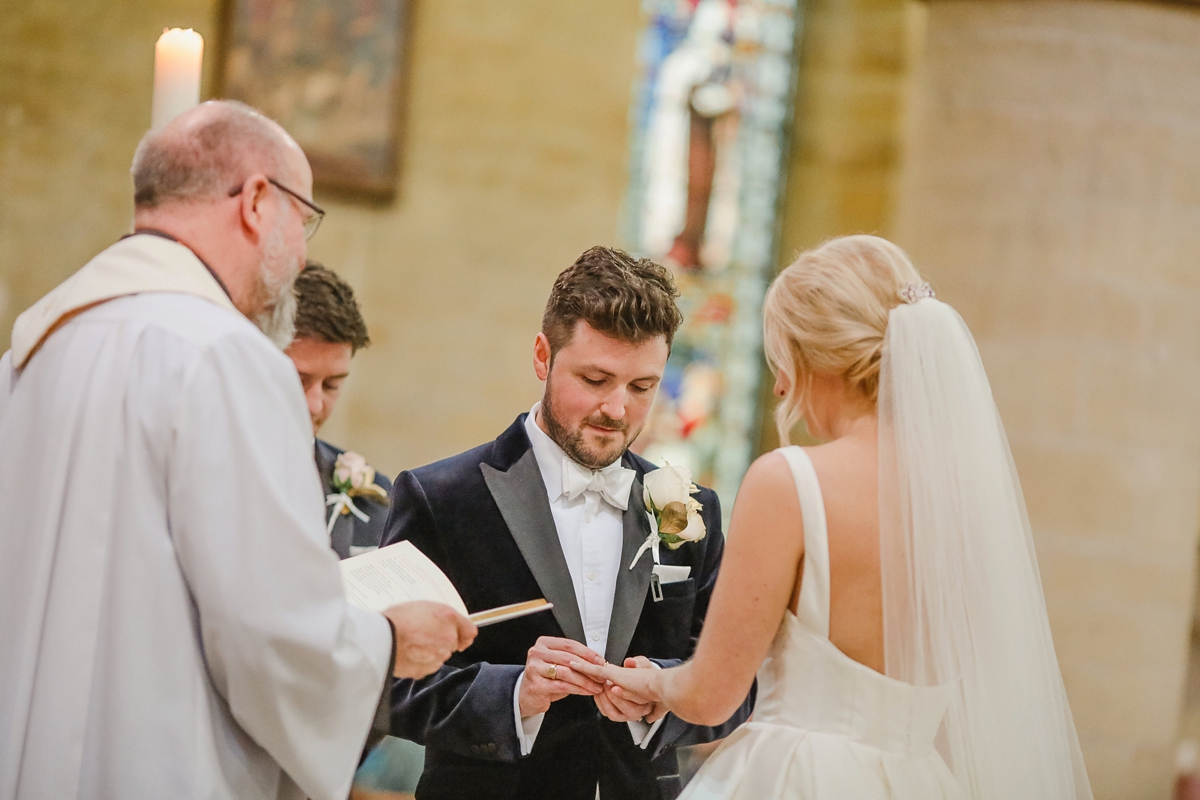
top-left (341, 542), bottom-right (553, 627)
top-left (380, 600), bottom-right (477, 679)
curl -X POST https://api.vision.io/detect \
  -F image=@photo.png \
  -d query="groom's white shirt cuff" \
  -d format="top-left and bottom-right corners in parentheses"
top-left (626, 716), bottom-right (664, 749)
top-left (513, 669), bottom-right (665, 756)
top-left (513, 673), bottom-right (545, 756)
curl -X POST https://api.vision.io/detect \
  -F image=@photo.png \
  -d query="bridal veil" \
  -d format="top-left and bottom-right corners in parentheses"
top-left (878, 295), bottom-right (1093, 799)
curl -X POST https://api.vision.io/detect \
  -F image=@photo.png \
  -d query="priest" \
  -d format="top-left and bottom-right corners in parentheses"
top-left (0, 100), bottom-right (475, 800)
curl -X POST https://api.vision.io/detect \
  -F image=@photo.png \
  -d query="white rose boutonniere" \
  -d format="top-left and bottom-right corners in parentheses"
top-left (629, 464), bottom-right (706, 570)
top-left (327, 451), bottom-right (389, 535)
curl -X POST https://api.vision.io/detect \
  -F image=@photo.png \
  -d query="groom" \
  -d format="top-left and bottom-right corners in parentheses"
top-left (382, 247), bottom-right (752, 800)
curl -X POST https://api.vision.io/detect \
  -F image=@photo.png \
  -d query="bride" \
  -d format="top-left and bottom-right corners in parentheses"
top-left (574, 235), bottom-right (1093, 799)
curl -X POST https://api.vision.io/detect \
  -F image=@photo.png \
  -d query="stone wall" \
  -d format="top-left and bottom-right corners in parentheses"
top-left (778, 0), bottom-right (914, 260)
top-left (0, 0), bottom-right (217, 364)
top-left (894, 2), bottom-right (1200, 796)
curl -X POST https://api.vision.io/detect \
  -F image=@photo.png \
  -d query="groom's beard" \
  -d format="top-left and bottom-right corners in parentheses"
top-left (541, 377), bottom-right (642, 470)
top-left (251, 217), bottom-right (301, 350)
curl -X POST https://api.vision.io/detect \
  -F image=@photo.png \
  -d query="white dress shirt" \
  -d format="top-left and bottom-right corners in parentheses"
top-left (513, 405), bottom-right (664, 756)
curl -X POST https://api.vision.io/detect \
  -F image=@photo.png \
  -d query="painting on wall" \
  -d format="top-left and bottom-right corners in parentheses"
top-left (217, 0), bottom-right (408, 198)
top-left (623, 0), bottom-right (802, 514)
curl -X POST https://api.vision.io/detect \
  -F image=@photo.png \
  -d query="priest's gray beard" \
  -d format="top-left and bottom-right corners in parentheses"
top-left (252, 215), bottom-right (302, 349)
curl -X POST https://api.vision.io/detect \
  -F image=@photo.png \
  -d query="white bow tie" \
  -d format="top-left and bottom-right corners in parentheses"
top-left (561, 457), bottom-right (635, 521)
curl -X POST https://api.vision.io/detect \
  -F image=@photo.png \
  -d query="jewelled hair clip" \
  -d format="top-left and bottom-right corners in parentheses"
top-left (898, 282), bottom-right (935, 304)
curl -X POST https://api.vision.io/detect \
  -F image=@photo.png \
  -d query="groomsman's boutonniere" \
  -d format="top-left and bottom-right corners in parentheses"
top-left (629, 464), bottom-right (706, 570)
top-left (326, 451), bottom-right (389, 535)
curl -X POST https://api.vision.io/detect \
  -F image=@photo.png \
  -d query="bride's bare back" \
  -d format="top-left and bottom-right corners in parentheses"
top-left (801, 417), bottom-right (883, 673)
top-left (628, 399), bottom-right (885, 726)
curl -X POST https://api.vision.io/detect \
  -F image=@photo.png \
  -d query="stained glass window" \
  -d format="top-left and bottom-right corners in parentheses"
top-left (623, 0), bottom-right (802, 516)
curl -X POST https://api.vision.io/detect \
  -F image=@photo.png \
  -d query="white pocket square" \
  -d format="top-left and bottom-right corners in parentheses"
top-left (652, 564), bottom-right (692, 584)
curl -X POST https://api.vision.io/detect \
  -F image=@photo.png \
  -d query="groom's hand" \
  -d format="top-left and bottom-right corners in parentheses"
top-left (519, 637), bottom-right (606, 718)
top-left (595, 656), bottom-right (662, 723)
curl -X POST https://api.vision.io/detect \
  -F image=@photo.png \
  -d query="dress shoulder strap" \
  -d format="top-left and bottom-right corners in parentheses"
top-left (777, 446), bottom-right (830, 637)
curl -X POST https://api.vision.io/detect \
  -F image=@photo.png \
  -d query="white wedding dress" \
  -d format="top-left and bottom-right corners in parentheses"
top-left (680, 447), bottom-right (961, 800)
top-left (681, 295), bottom-right (1092, 800)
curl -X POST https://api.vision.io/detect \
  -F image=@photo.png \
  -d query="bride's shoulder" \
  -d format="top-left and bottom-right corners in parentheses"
top-left (755, 441), bottom-right (847, 472)
top-left (739, 449), bottom-right (802, 504)
top-left (728, 450), bottom-right (804, 545)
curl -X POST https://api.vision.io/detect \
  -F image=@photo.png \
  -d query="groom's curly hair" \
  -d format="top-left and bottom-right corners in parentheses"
top-left (543, 246), bottom-right (682, 356)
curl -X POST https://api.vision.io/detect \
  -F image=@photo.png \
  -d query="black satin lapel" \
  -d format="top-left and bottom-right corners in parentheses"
top-left (606, 475), bottom-right (654, 664)
top-left (480, 451), bottom-right (586, 644)
top-left (314, 440), bottom-right (336, 488)
top-left (329, 513), bottom-right (352, 560)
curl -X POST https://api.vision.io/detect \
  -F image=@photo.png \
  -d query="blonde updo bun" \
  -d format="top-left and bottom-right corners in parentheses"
top-left (763, 234), bottom-right (925, 442)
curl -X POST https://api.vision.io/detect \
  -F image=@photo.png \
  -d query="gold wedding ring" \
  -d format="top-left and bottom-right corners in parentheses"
top-left (546, 664), bottom-right (558, 680)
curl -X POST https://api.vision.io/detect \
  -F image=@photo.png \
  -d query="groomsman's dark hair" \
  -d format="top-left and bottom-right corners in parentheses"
top-left (292, 262), bottom-right (371, 353)
top-left (542, 246), bottom-right (682, 357)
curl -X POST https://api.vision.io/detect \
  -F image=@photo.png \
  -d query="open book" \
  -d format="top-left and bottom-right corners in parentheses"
top-left (340, 541), bottom-right (553, 627)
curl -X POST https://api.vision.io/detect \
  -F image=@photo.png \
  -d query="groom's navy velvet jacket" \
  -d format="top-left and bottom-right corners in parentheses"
top-left (381, 414), bottom-right (753, 800)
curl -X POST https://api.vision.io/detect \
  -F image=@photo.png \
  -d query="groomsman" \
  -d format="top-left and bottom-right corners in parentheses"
top-left (285, 262), bottom-right (391, 558)
top-left (382, 247), bottom-right (753, 800)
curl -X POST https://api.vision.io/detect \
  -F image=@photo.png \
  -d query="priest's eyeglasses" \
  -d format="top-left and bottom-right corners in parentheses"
top-left (228, 178), bottom-right (326, 240)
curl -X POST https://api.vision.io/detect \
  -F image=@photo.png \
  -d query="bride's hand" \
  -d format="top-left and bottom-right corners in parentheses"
top-left (572, 656), bottom-right (667, 719)
top-left (614, 656), bottom-right (670, 723)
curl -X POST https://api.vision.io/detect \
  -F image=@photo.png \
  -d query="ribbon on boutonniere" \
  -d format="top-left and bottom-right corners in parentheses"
top-left (629, 463), bottom-right (707, 571)
top-left (325, 451), bottom-right (389, 536)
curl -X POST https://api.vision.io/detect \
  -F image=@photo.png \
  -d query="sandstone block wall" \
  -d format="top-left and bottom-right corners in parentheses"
top-left (0, 0), bottom-right (217, 364)
top-left (894, 3), bottom-right (1200, 796)
top-left (778, 0), bottom-right (913, 260)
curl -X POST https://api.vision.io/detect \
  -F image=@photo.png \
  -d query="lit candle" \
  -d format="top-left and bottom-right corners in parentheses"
top-left (151, 28), bottom-right (204, 131)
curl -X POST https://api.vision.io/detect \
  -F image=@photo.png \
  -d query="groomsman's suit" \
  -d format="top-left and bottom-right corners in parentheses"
top-left (315, 439), bottom-right (392, 559)
top-left (382, 410), bottom-right (753, 800)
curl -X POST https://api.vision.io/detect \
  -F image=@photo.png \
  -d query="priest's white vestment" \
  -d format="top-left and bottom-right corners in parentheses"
top-left (0, 235), bottom-right (394, 800)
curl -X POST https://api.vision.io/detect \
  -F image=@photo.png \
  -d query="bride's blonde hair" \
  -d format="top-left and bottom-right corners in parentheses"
top-left (763, 234), bottom-right (925, 442)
